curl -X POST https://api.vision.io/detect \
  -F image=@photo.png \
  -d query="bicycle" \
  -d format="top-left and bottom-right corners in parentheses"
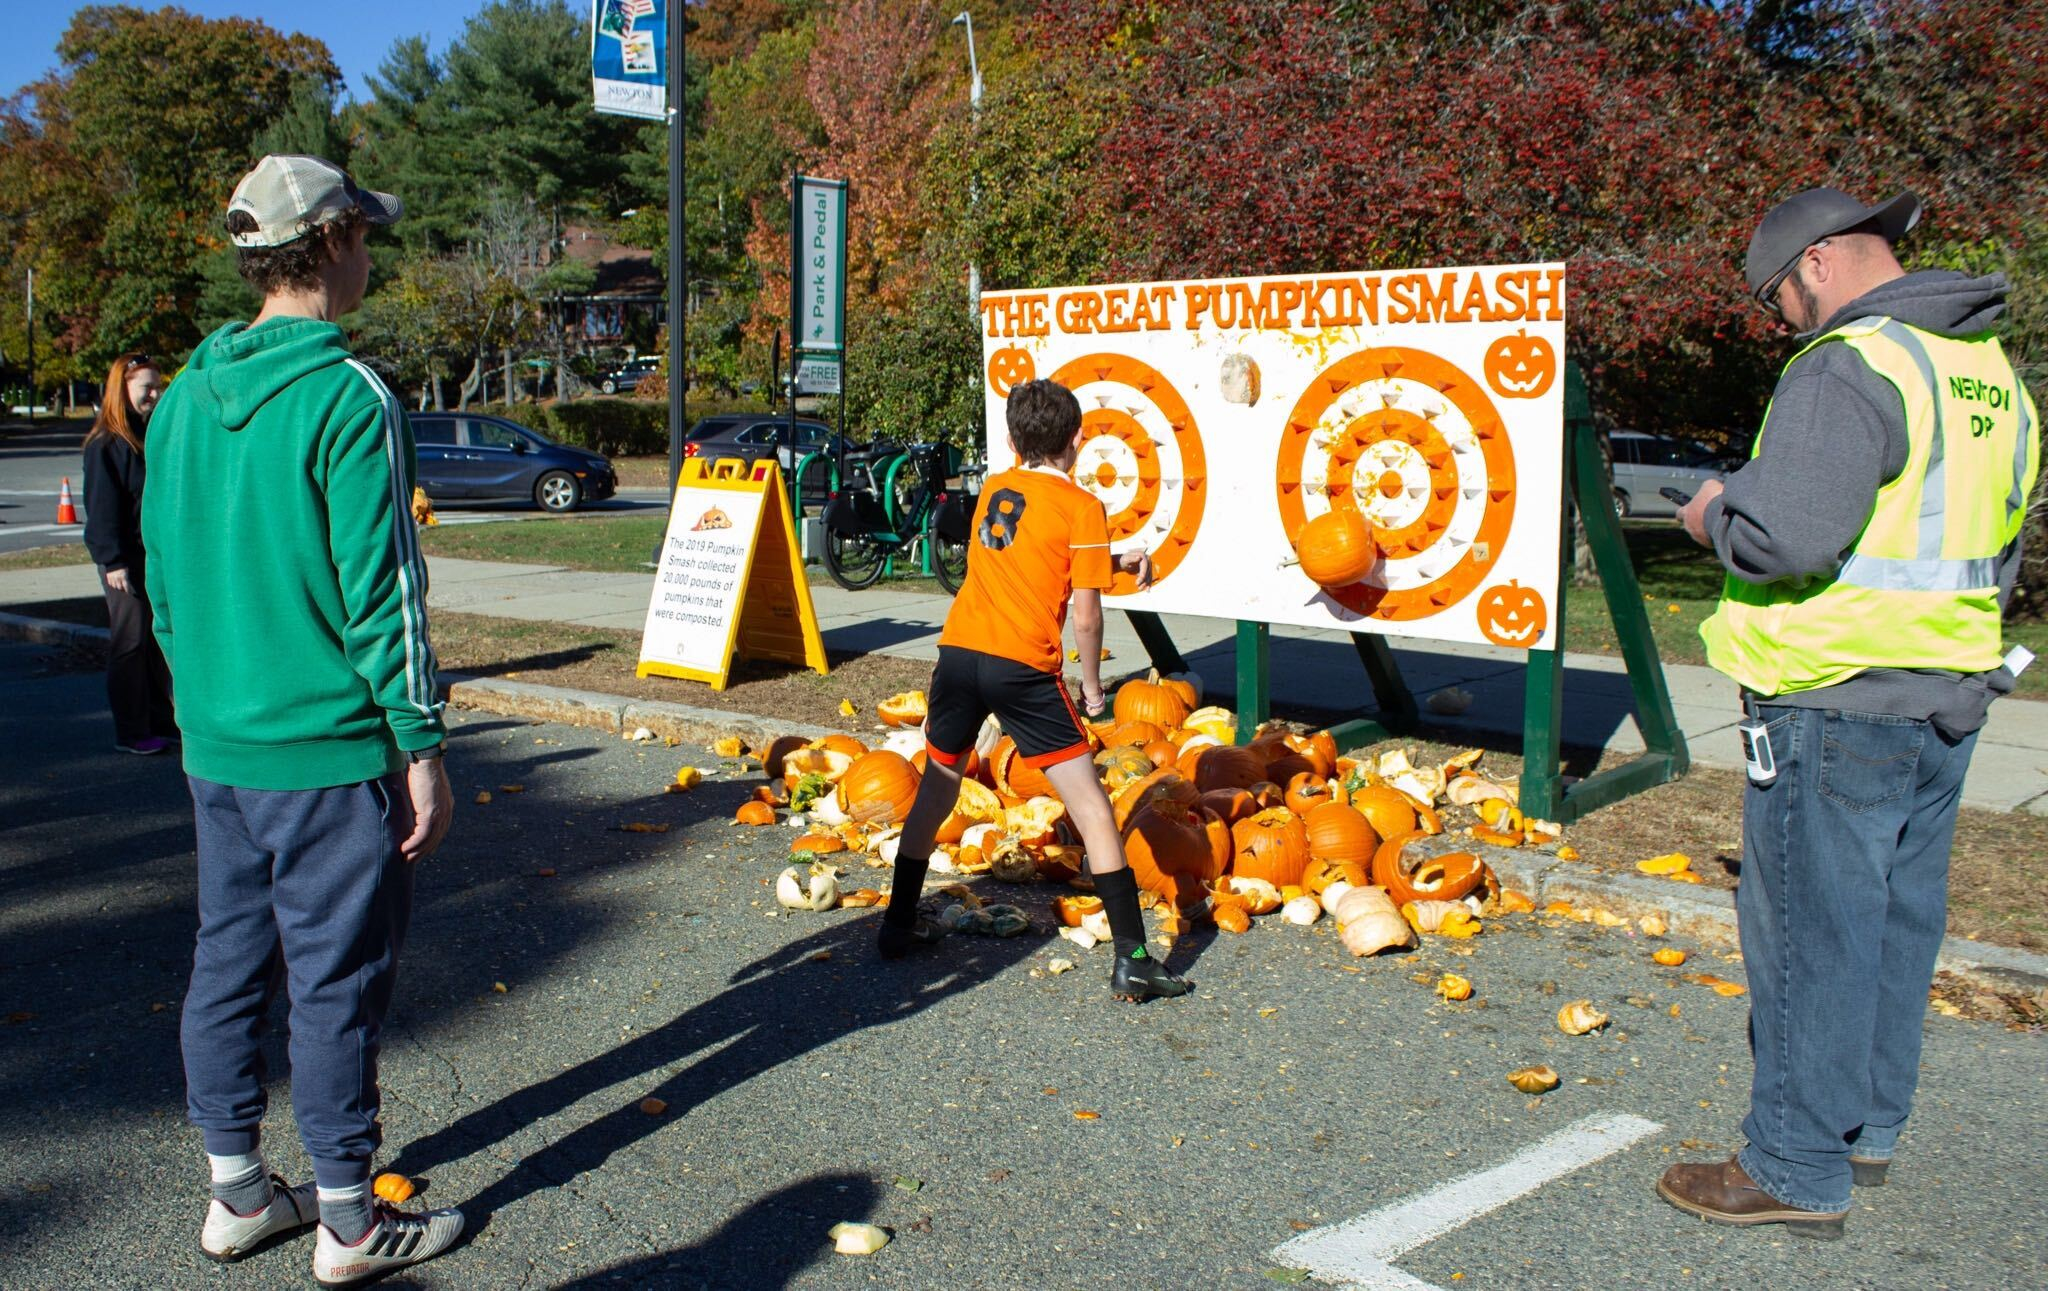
top-left (819, 441), bottom-right (979, 593)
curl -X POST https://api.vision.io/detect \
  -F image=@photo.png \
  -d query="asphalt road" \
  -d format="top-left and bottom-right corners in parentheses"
top-left (1, 639), bottom-right (2043, 1290)
top-left (0, 419), bottom-right (664, 557)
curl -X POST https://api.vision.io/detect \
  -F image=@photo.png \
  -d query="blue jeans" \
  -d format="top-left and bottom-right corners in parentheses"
top-left (1736, 705), bottom-right (1975, 1213)
top-left (180, 775), bottom-right (415, 1189)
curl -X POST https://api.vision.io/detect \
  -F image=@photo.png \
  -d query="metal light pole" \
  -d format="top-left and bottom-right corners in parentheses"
top-left (950, 11), bottom-right (982, 311)
top-left (665, 1), bottom-right (687, 497)
top-left (24, 268), bottom-right (34, 421)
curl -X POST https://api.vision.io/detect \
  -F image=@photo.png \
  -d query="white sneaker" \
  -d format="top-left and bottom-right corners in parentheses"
top-left (198, 1174), bottom-right (319, 1261)
top-left (312, 1200), bottom-right (465, 1286)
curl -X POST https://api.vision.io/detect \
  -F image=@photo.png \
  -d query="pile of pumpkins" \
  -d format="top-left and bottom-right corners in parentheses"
top-left (731, 672), bottom-right (1564, 955)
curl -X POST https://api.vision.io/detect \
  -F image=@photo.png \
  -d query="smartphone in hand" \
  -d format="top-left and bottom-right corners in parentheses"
top-left (1659, 486), bottom-right (1694, 508)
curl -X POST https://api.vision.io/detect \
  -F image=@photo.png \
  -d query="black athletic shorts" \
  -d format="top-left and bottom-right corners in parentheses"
top-left (924, 645), bottom-right (1092, 771)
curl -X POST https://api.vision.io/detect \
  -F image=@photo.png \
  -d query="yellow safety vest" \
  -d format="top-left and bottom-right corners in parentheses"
top-left (1701, 315), bottom-right (2040, 696)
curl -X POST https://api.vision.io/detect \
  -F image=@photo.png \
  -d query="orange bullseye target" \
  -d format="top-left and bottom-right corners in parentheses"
top-left (1275, 347), bottom-right (1517, 623)
top-left (1051, 353), bottom-right (1206, 594)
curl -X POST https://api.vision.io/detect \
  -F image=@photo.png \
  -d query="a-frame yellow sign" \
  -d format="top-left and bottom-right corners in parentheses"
top-left (637, 458), bottom-right (829, 690)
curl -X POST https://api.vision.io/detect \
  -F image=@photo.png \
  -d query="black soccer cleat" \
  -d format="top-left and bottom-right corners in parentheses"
top-left (877, 914), bottom-right (945, 960)
top-left (1110, 946), bottom-right (1190, 1001)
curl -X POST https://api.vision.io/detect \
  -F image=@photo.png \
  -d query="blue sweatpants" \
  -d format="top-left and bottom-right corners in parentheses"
top-left (180, 774), bottom-right (415, 1189)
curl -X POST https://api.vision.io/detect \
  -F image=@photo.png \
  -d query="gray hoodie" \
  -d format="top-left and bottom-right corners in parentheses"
top-left (1700, 270), bottom-right (2027, 738)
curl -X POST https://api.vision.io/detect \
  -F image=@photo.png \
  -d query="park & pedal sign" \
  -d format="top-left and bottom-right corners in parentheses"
top-left (980, 263), bottom-right (1688, 820)
top-left (637, 458), bottom-right (827, 691)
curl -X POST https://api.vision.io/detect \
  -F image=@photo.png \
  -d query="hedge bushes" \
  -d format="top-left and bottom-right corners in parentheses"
top-left (465, 399), bottom-right (669, 457)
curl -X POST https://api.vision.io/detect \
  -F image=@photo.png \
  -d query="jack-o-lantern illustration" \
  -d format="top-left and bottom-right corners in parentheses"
top-left (1476, 580), bottom-right (1547, 647)
top-left (987, 346), bottom-right (1035, 398)
top-left (1483, 329), bottom-right (1557, 399)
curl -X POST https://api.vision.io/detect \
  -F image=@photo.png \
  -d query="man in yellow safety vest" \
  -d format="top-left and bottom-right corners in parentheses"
top-left (1659, 188), bottom-right (2039, 1239)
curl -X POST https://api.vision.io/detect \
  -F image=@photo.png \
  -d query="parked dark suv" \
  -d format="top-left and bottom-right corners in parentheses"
top-left (413, 412), bottom-right (617, 513)
top-left (597, 357), bottom-right (659, 395)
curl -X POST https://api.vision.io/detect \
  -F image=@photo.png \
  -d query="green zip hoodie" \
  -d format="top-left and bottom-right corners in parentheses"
top-left (143, 317), bottom-right (443, 789)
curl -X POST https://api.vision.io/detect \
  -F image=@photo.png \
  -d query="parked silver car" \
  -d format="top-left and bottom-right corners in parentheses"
top-left (1609, 431), bottom-right (1726, 519)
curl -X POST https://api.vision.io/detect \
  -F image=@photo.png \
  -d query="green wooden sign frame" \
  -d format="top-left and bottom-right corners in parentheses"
top-left (1124, 361), bottom-right (1688, 824)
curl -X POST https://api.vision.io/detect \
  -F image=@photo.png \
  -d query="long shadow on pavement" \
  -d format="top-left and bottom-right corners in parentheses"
top-left (387, 917), bottom-right (1038, 1233)
top-left (552, 1172), bottom-right (881, 1290)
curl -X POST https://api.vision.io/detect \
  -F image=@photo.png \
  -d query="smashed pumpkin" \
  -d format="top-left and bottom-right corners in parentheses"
top-left (838, 750), bottom-right (922, 824)
top-left (1371, 832), bottom-right (1485, 905)
top-left (1112, 770), bottom-right (1231, 910)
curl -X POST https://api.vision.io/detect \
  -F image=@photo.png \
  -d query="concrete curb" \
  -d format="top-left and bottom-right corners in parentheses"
top-left (439, 672), bottom-right (839, 749)
top-left (0, 609), bottom-right (109, 647)
top-left (3, 608), bottom-right (2042, 990)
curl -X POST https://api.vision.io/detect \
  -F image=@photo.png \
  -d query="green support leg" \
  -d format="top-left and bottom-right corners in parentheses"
top-left (1518, 363), bottom-right (1691, 823)
top-left (1234, 619), bottom-right (1269, 743)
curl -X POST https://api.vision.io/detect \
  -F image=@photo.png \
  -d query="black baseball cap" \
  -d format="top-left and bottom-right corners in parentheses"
top-left (1744, 187), bottom-right (1921, 306)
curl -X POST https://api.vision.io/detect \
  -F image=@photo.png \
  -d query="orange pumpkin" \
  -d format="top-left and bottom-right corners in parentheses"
top-left (372, 1172), bottom-right (415, 1204)
top-left (1183, 743), bottom-right (1268, 793)
top-left (876, 690), bottom-right (928, 728)
top-left (751, 784), bottom-right (787, 806)
top-left (735, 800), bottom-right (777, 826)
top-left (1200, 786), bottom-right (1259, 826)
top-left (1246, 780), bottom-right (1287, 812)
top-left (760, 734), bottom-right (811, 782)
top-left (1304, 801), bottom-right (1379, 864)
top-left (991, 737), bottom-right (1055, 800)
top-left (1371, 831), bottom-right (1485, 905)
top-left (1292, 730), bottom-right (1339, 779)
top-left (1349, 784), bottom-right (1419, 840)
top-left (1142, 739), bottom-right (1180, 769)
top-left (934, 776), bottom-right (1003, 845)
top-left (1283, 771), bottom-right (1333, 815)
top-left (818, 733), bottom-right (868, 758)
top-left (1231, 808), bottom-right (1311, 888)
top-left (838, 750), bottom-right (922, 824)
top-left (1482, 328), bottom-right (1557, 399)
top-left (1095, 744), bottom-right (1160, 795)
top-left (790, 833), bottom-right (847, 854)
top-left (1476, 580), bottom-right (1548, 648)
top-left (1105, 719), bottom-right (1167, 749)
top-left (1252, 732), bottom-right (1316, 784)
top-left (987, 345), bottom-right (1036, 398)
top-left (1113, 770), bottom-right (1232, 910)
top-left (1053, 893), bottom-right (1104, 927)
top-left (1159, 671), bottom-right (1202, 709)
top-left (1294, 508), bottom-right (1377, 589)
top-left (1113, 673), bottom-right (1193, 730)
top-left (1301, 853), bottom-right (1370, 894)
top-left (1213, 903), bottom-right (1251, 935)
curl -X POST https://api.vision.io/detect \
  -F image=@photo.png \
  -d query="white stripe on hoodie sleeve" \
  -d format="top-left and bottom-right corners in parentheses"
top-left (344, 358), bottom-right (440, 721)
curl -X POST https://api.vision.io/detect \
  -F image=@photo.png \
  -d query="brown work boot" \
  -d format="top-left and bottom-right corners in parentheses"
top-left (1656, 1157), bottom-right (1846, 1240)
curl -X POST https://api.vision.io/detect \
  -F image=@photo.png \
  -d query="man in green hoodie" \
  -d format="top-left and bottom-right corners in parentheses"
top-left (143, 155), bottom-right (463, 1286)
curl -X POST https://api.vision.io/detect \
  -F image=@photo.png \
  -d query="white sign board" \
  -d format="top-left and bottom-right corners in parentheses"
top-left (978, 263), bottom-right (1566, 650)
top-left (639, 483), bottom-right (767, 676)
top-left (795, 353), bottom-right (842, 395)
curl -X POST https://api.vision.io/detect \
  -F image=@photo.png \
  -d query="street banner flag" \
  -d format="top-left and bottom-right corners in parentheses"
top-left (591, 0), bottom-right (666, 120)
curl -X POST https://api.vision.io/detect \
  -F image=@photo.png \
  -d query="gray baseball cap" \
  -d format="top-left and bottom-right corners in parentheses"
top-left (1744, 187), bottom-right (1920, 305)
top-left (226, 154), bottom-right (401, 249)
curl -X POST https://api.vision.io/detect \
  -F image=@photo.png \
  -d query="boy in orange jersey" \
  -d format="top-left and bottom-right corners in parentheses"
top-left (877, 379), bottom-right (1190, 1001)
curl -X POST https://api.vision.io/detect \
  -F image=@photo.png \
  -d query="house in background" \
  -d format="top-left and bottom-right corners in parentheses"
top-left (548, 223), bottom-right (665, 359)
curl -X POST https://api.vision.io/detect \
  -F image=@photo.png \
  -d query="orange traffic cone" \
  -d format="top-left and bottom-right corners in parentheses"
top-left (56, 477), bottom-right (79, 525)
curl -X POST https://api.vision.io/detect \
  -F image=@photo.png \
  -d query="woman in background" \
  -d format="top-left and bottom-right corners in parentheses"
top-left (82, 352), bottom-right (176, 754)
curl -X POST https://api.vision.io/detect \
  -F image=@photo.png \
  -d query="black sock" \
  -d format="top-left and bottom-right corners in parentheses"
top-left (1092, 866), bottom-right (1148, 957)
top-left (884, 854), bottom-right (929, 929)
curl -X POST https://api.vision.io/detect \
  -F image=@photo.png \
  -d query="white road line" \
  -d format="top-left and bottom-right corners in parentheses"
top-left (1272, 1111), bottom-right (1664, 1289)
top-left (0, 523), bottom-right (71, 537)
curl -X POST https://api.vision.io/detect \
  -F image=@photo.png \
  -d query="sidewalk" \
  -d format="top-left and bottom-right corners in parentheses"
top-left (6, 554), bottom-right (2046, 813)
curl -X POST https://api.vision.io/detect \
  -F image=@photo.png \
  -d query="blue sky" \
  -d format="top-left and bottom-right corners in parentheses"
top-left (3, 0), bottom-right (512, 103)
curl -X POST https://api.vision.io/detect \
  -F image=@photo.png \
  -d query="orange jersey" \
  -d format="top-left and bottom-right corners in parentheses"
top-left (940, 465), bottom-right (1113, 671)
